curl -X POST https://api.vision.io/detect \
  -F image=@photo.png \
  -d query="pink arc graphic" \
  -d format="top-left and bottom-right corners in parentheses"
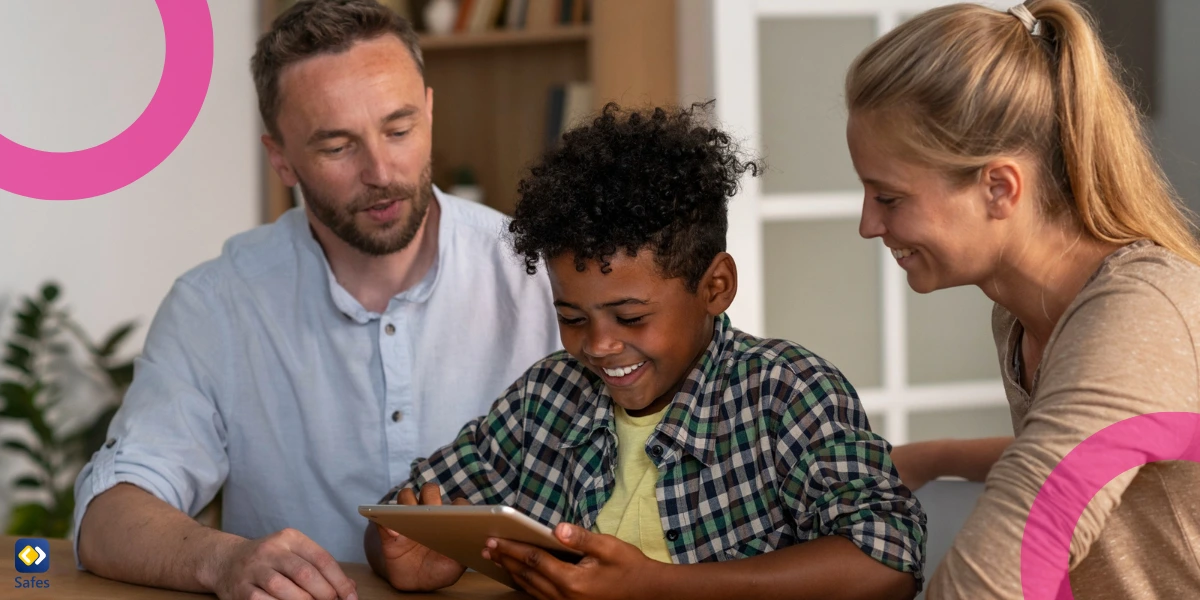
top-left (0, 1), bottom-right (213, 200)
top-left (1020, 411), bottom-right (1200, 599)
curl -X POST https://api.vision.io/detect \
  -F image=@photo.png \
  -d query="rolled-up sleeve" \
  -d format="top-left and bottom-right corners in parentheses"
top-left (73, 278), bottom-right (230, 569)
top-left (781, 364), bottom-right (927, 587)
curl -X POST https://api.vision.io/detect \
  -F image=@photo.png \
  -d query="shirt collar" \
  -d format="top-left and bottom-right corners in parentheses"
top-left (290, 187), bottom-right (449, 324)
top-left (561, 313), bottom-right (735, 467)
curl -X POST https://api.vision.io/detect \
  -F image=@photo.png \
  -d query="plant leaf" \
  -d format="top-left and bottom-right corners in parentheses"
top-left (106, 363), bottom-right (135, 390)
top-left (1, 440), bottom-right (51, 473)
top-left (14, 476), bottom-right (43, 489)
top-left (97, 322), bottom-right (137, 359)
top-left (4, 342), bottom-right (33, 375)
top-left (6, 503), bottom-right (51, 536)
top-left (41, 283), bottom-right (60, 303)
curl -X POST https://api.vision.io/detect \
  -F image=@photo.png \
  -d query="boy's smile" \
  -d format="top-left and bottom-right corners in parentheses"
top-left (547, 249), bottom-right (734, 417)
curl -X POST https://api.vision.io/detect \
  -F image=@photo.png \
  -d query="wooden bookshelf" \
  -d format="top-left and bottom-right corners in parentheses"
top-left (259, 0), bottom-right (677, 221)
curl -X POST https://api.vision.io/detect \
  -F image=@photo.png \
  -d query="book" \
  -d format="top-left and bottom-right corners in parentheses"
top-left (560, 81), bottom-right (594, 132)
top-left (545, 84), bottom-right (566, 150)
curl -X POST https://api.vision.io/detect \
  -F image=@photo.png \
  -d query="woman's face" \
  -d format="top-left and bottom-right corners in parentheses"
top-left (847, 113), bottom-right (1003, 293)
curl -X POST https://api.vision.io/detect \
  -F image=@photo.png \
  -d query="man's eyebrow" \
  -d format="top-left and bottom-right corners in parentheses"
top-left (553, 298), bottom-right (651, 309)
top-left (306, 107), bottom-right (419, 145)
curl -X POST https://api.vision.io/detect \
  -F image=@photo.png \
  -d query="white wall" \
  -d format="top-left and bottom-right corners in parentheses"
top-left (0, 0), bottom-right (260, 527)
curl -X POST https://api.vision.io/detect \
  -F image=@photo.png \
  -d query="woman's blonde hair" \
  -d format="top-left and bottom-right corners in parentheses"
top-left (845, 0), bottom-right (1200, 265)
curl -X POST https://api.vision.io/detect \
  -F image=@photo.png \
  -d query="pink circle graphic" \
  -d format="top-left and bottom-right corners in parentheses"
top-left (0, 1), bottom-right (213, 200)
top-left (1020, 412), bottom-right (1200, 599)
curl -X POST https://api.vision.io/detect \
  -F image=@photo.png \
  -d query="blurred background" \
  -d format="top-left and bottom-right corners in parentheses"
top-left (0, 0), bottom-right (1196, 535)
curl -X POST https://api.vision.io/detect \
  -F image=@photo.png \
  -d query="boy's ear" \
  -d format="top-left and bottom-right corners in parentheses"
top-left (699, 252), bottom-right (737, 316)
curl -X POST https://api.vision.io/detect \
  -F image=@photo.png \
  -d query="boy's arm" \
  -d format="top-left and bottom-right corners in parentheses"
top-left (365, 374), bottom-right (530, 588)
top-left (486, 363), bottom-right (924, 600)
top-left (774, 363), bottom-right (926, 593)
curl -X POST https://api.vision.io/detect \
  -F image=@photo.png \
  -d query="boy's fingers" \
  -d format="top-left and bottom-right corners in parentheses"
top-left (419, 482), bottom-right (443, 505)
top-left (451, 497), bottom-right (470, 506)
top-left (492, 545), bottom-right (563, 600)
top-left (492, 538), bottom-right (572, 583)
top-left (556, 522), bottom-right (605, 556)
top-left (396, 488), bottom-right (418, 505)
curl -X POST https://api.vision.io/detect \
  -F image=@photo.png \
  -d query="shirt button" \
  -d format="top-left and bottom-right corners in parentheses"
top-left (651, 445), bottom-right (664, 458)
top-left (384, 323), bottom-right (396, 335)
top-left (105, 438), bottom-right (117, 449)
top-left (391, 410), bottom-right (404, 422)
top-left (666, 529), bottom-right (679, 541)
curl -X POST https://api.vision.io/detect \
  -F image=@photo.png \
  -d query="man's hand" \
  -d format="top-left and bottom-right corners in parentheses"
top-left (208, 528), bottom-right (358, 600)
top-left (483, 523), bottom-right (665, 600)
top-left (375, 482), bottom-right (468, 591)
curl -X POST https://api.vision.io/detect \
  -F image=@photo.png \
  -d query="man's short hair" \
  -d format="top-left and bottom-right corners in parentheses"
top-left (251, 0), bottom-right (424, 141)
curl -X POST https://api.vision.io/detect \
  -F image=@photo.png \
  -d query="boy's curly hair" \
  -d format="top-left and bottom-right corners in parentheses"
top-left (508, 102), bottom-right (759, 292)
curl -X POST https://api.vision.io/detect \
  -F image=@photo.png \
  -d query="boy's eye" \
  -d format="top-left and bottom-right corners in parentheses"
top-left (557, 315), bottom-right (584, 326)
top-left (616, 315), bottom-right (645, 326)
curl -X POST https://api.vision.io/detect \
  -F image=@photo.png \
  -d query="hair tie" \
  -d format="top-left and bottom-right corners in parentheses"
top-left (1008, 3), bottom-right (1044, 37)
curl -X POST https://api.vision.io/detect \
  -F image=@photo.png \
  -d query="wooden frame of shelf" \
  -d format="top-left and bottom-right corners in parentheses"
top-left (259, 0), bottom-right (676, 222)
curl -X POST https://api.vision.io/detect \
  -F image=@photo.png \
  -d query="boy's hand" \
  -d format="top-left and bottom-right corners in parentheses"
top-left (377, 483), bottom-right (468, 591)
top-left (483, 523), bottom-right (665, 600)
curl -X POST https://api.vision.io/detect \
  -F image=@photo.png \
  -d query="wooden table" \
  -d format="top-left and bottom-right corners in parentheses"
top-left (5, 536), bottom-right (529, 599)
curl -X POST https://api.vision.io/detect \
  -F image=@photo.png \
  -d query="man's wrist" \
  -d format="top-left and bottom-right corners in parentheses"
top-left (193, 529), bottom-right (242, 591)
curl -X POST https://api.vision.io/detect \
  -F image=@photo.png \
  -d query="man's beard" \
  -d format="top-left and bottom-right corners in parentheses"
top-left (300, 163), bottom-right (434, 256)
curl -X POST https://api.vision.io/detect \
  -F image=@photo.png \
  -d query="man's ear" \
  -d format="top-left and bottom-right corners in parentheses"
top-left (980, 159), bottom-right (1024, 221)
top-left (699, 252), bottom-right (737, 316)
top-left (262, 133), bottom-right (298, 188)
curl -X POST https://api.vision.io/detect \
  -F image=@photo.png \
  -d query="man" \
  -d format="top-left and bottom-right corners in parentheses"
top-left (73, 1), bottom-right (559, 599)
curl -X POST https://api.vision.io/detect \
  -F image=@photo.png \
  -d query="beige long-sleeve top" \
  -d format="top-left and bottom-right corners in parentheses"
top-left (928, 240), bottom-right (1200, 599)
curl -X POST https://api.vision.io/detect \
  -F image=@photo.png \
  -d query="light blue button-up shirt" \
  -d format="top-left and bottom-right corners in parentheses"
top-left (73, 190), bottom-right (560, 564)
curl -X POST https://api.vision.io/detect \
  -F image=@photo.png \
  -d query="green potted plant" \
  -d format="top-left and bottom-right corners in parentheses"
top-left (1, 282), bottom-right (136, 537)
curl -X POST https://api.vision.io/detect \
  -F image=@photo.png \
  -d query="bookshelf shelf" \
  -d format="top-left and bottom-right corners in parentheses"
top-left (419, 25), bottom-right (590, 50)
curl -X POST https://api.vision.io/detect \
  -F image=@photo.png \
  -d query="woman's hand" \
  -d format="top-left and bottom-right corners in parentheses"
top-left (889, 440), bottom-right (945, 492)
top-left (483, 523), bottom-right (666, 600)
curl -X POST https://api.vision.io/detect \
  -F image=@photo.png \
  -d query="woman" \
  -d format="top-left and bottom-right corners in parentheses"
top-left (844, 1), bottom-right (1200, 598)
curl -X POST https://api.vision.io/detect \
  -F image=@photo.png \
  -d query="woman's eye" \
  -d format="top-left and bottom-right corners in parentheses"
top-left (875, 196), bottom-right (898, 206)
top-left (557, 315), bottom-right (584, 326)
top-left (616, 316), bottom-right (644, 325)
top-left (321, 146), bottom-right (345, 156)
top-left (390, 130), bottom-right (410, 139)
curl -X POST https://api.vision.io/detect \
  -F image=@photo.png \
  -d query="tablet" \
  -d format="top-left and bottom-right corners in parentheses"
top-left (358, 504), bottom-right (583, 589)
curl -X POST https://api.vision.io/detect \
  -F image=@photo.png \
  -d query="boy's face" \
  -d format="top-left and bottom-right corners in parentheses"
top-left (547, 249), bottom-right (735, 417)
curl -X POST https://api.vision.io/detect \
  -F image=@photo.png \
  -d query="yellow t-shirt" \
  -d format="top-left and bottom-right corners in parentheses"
top-left (593, 406), bottom-right (673, 563)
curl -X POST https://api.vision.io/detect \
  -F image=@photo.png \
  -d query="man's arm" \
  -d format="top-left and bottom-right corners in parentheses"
top-left (80, 483), bottom-right (357, 600)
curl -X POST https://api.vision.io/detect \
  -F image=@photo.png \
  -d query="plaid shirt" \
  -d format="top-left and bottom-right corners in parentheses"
top-left (384, 314), bottom-right (925, 583)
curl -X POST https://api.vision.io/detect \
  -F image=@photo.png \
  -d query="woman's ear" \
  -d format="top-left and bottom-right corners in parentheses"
top-left (980, 159), bottom-right (1024, 221)
top-left (699, 252), bottom-right (738, 316)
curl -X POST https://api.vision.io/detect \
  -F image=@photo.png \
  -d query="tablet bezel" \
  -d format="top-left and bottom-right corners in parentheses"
top-left (358, 504), bottom-right (583, 589)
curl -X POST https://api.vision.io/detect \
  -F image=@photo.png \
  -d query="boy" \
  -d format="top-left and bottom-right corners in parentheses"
top-left (365, 104), bottom-right (926, 599)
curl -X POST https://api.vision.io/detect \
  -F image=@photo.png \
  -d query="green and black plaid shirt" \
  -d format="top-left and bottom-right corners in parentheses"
top-left (383, 314), bottom-right (925, 583)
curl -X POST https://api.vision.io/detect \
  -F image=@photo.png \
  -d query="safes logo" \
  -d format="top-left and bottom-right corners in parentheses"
top-left (14, 538), bottom-right (49, 574)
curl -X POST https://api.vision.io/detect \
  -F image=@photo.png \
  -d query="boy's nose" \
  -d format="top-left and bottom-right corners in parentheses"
top-left (582, 327), bottom-right (623, 359)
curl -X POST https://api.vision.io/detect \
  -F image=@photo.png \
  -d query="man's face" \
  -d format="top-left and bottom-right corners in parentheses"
top-left (547, 250), bottom-right (718, 417)
top-left (266, 35), bottom-right (434, 256)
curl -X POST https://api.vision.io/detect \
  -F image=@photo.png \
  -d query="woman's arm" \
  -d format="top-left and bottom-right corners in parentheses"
top-left (890, 436), bottom-right (1014, 491)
